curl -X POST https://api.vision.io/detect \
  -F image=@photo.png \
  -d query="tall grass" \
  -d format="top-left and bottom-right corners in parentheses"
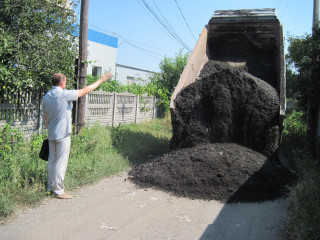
top-left (111, 116), bottom-right (172, 165)
top-left (282, 110), bottom-right (320, 239)
top-left (0, 115), bottom-right (172, 223)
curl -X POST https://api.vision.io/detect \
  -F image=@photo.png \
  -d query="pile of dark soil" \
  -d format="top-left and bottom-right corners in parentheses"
top-left (170, 60), bottom-right (280, 157)
top-left (129, 60), bottom-right (294, 203)
top-left (129, 143), bottom-right (297, 203)
top-left (208, 33), bottom-right (278, 90)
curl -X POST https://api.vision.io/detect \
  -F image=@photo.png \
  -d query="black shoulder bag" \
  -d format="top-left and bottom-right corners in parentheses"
top-left (39, 139), bottom-right (49, 161)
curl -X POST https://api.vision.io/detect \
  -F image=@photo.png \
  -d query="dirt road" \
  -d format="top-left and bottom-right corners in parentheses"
top-left (0, 172), bottom-right (287, 240)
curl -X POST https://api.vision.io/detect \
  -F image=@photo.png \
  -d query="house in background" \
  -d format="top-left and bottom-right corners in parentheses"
top-left (87, 29), bottom-right (118, 77)
top-left (87, 29), bottom-right (155, 84)
top-left (115, 64), bottom-right (154, 85)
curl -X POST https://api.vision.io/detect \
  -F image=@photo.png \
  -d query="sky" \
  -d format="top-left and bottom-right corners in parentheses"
top-left (75, 0), bottom-right (315, 72)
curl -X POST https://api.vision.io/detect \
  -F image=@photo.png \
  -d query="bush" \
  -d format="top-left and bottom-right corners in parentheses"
top-left (0, 192), bottom-right (15, 219)
top-left (287, 170), bottom-right (320, 240)
top-left (282, 110), bottom-right (307, 143)
top-left (282, 110), bottom-right (307, 169)
top-left (111, 115), bottom-right (172, 165)
top-left (66, 124), bottom-right (130, 188)
top-left (282, 110), bottom-right (320, 239)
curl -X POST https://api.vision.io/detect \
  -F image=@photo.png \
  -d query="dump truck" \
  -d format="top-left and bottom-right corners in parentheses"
top-left (169, 8), bottom-right (286, 157)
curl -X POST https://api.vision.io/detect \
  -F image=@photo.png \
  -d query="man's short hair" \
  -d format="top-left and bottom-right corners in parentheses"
top-left (52, 73), bottom-right (66, 86)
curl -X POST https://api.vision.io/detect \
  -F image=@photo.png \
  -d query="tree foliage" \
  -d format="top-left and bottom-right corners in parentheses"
top-left (149, 50), bottom-right (189, 113)
top-left (0, 0), bottom-right (79, 96)
top-left (150, 50), bottom-right (189, 100)
top-left (286, 27), bottom-right (320, 112)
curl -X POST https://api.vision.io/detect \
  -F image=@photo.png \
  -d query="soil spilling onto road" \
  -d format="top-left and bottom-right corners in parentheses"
top-left (170, 60), bottom-right (280, 157)
top-left (129, 60), bottom-right (296, 203)
top-left (129, 143), bottom-right (296, 203)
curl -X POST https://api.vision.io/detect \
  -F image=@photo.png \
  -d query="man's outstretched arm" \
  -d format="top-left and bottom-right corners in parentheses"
top-left (78, 72), bottom-right (111, 98)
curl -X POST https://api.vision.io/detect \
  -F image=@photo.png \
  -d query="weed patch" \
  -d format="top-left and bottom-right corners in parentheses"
top-left (282, 110), bottom-right (320, 239)
top-left (0, 118), bottom-right (172, 223)
top-left (111, 116), bottom-right (172, 165)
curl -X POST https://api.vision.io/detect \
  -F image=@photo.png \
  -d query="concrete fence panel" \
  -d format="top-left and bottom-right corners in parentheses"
top-left (0, 90), bottom-right (157, 136)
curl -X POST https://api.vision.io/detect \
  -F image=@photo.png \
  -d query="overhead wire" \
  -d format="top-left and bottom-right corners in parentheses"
top-left (89, 23), bottom-right (173, 54)
top-left (173, 0), bottom-right (197, 42)
top-left (135, 0), bottom-right (179, 45)
top-left (88, 23), bottom-right (167, 60)
top-left (152, 0), bottom-right (184, 45)
top-left (279, 0), bottom-right (291, 18)
top-left (277, 0), bottom-right (284, 11)
top-left (116, 33), bottom-right (163, 60)
top-left (138, 0), bottom-right (192, 51)
top-left (139, 0), bottom-right (189, 50)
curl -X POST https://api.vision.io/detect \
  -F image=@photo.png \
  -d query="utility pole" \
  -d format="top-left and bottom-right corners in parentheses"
top-left (76, 0), bottom-right (89, 132)
top-left (313, 0), bottom-right (319, 29)
top-left (308, 0), bottom-right (320, 149)
top-left (314, 0), bottom-right (320, 148)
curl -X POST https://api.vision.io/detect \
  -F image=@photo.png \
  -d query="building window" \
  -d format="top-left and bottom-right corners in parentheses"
top-left (127, 76), bottom-right (134, 85)
top-left (92, 66), bottom-right (102, 76)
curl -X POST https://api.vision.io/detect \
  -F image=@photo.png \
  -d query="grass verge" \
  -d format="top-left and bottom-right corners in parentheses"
top-left (0, 115), bottom-right (172, 223)
top-left (281, 110), bottom-right (320, 239)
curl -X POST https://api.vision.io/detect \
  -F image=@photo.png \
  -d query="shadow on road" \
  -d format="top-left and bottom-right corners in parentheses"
top-left (199, 158), bottom-right (296, 240)
top-left (199, 198), bottom-right (287, 240)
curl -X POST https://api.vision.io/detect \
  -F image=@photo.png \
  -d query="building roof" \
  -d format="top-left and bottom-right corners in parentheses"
top-left (88, 29), bottom-right (118, 48)
top-left (116, 63), bottom-right (155, 73)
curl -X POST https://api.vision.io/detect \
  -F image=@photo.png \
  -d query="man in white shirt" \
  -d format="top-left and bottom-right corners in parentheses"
top-left (43, 72), bottom-right (111, 199)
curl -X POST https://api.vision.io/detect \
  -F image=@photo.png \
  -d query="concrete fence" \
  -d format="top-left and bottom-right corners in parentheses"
top-left (85, 91), bottom-right (157, 127)
top-left (0, 90), bottom-right (157, 136)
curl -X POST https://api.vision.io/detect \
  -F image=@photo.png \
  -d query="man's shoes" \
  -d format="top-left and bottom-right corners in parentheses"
top-left (54, 193), bottom-right (73, 199)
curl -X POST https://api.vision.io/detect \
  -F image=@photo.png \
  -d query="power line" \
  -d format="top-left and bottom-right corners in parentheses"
top-left (135, 0), bottom-right (179, 45)
top-left (152, 0), bottom-right (184, 45)
top-left (174, 0), bottom-right (197, 42)
top-left (139, 0), bottom-right (188, 50)
top-left (279, 0), bottom-right (291, 18)
top-left (88, 24), bottom-right (165, 60)
top-left (89, 23), bottom-right (174, 54)
top-left (277, 0), bottom-right (284, 11)
top-left (120, 40), bottom-right (163, 60)
top-left (138, 0), bottom-right (192, 51)
top-left (116, 33), bottom-right (163, 60)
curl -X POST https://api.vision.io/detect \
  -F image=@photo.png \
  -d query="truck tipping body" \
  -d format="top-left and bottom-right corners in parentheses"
top-left (170, 8), bottom-right (286, 117)
top-left (169, 8), bottom-right (286, 157)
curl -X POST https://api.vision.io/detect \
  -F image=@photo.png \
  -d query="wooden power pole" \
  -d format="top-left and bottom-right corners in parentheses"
top-left (314, 0), bottom-right (320, 147)
top-left (308, 0), bottom-right (320, 149)
top-left (313, 0), bottom-right (319, 28)
top-left (77, 0), bottom-right (89, 132)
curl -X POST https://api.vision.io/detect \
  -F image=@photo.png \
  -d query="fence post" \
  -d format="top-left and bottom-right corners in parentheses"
top-left (152, 96), bottom-right (156, 119)
top-left (37, 90), bottom-right (42, 135)
top-left (112, 92), bottom-right (116, 127)
top-left (135, 95), bottom-right (139, 123)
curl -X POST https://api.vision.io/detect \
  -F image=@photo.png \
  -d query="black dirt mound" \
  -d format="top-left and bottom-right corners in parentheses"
top-left (170, 60), bottom-right (280, 157)
top-left (128, 143), bottom-right (297, 203)
top-left (129, 61), bottom-right (291, 203)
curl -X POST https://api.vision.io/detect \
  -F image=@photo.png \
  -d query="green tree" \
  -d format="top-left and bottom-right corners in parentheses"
top-left (151, 50), bottom-right (189, 98)
top-left (0, 0), bottom-right (79, 97)
top-left (286, 29), bottom-right (320, 112)
top-left (286, 33), bottom-right (311, 112)
top-left (149, 50), bottom-right (189, 115)
top-left (286, 26), bottom-right (320, 148)
top-left (285, 30), bottom-right (320, 240)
